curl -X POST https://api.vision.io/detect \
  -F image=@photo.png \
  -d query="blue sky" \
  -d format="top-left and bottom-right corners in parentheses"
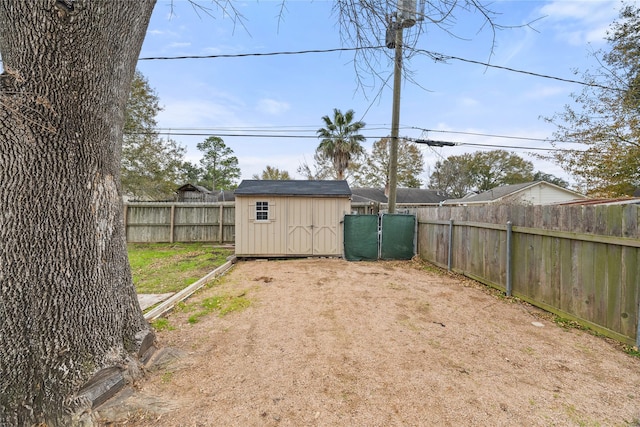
top-left (137, 0), bottom-right (623, 187)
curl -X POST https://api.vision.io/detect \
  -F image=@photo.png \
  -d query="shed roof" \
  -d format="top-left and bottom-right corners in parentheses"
top-left (234, 180), bottom-right (351, 197)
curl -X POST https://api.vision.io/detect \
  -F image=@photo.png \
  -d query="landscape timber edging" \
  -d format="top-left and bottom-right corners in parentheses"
top-left (143, 255), bottom-right (237, 322)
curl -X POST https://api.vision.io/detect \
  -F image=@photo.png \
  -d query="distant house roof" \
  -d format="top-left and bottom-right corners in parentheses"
top-left (176, 183), bottom-right (212, 194)
top-left (443, 181), bottom-right (586, 206)
top-left (176, 184), bottom-right (236, 202)
top-left (351, 188), bottom-right (387, 203)
top-left (396, 188), bottom-right (449, 204)
top-left (234, 180), bottom-right (351, 197)
top-left (217, 190), bottom-right (235, 202)
top-left (351, 187), bottom-right (448, 204)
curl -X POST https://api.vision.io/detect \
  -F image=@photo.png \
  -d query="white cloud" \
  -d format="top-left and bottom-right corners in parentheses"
top-left (539, 0), bottom-right (619, 46)
top-left (256, 99), bottom-right (291, 115)
top-left (524, 85), bottom-right (566, 100)
top-left (459, 97), bottom-right (480, 108)
top-left (202, 46), bottom-right (223, 55)
top-left (168, 42), bottom-right (191, 49)
top-left (157, 98), bottom-right (244, 128)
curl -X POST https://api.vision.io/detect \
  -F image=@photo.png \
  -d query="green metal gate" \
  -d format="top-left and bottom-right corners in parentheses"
top-left (343, 214), bottom-right (415, 261)
top-left (380, 214), bottom-right (415, 260)
top-left (344, 214), bottom-right (379, 261)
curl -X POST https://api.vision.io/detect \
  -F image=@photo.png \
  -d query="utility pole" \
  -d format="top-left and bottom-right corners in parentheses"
top-left (388, 23), bottom-right (403, 214)
top-left (386, 0), bottom-right (420, 214)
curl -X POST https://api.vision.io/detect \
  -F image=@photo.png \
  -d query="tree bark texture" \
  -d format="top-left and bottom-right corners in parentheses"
top-left (0, 1), bottom-right (156, 425)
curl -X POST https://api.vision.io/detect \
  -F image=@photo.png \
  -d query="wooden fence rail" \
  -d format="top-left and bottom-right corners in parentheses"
top-left (415, 203), bottom-right (640, 346)
top-left (124, 202), bottom-right (236, 243)
top-left (125, 202), bottom-right (380, 243)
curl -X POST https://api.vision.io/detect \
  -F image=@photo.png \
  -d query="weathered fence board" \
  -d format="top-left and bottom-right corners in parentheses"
top-left (125, 202), bottom-right (235, 243)
top-left (415, 203), bottom-right (640, 346)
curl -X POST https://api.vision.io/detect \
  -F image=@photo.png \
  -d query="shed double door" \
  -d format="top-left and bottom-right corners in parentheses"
top-left (287, 199), bottom-right (340, 255)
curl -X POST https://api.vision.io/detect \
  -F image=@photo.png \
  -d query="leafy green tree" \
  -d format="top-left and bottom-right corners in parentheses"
top-left (181, 161), bottom-right (205, 185)
top-left (428, 150), bottom-right (534, 198)
top-left (197, 136), bottom-right (241, 190)
top-left (469, 150), bottom-right (534, 192)
top-left (316, 108), bottom-right (366, 180)
top-left (352, 138), bottom-right (424, 188)
top-left (545, 3), bottom-right (640, 196)
top-left (297, 151), bottom-right (335, 180)
top-left (122, 71), bottom-right (186, 200)
top-left (252, 165), bottom-right (291, 180)
top-left (532, 171), bottom-right (569, 188)
top-left (428, 153), bottom-right (476, 198)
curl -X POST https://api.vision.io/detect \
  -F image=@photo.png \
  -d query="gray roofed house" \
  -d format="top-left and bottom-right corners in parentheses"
top-left (442, 181), bottom-right (587, 206)
top-left (350, 188), bottom-right (387, 204)
top-left (350, 187), bottom-right (447, 204)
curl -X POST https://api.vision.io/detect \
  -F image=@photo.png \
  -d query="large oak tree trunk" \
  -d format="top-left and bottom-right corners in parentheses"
top-left (0, 1), bottom-right (156, 425)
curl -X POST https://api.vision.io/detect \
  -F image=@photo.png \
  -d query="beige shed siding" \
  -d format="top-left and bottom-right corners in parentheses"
top-left (236, 196), bottom-right (287, 256)
top-left (313, 198), bottom-right (343, 255)
top-left (235, 195), bottom-right (349, 257)
top-left (287, 198), bottom-right (313, 255)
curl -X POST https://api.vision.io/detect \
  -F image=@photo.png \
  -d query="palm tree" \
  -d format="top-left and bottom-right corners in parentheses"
top-left (252, 165), bottom-right (291, 180)
top-left (316, 108), bottom-right (366, 180)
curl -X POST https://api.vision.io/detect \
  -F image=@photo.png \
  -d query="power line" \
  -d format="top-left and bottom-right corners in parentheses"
top-left (412, 139), bottom-right (456, 147)
top-left (409, 137), bottom-right (574, 152)
top-left (130, 130), bottom-right (581, 153)
top-left (457, 142), bottom-right (558, 152)
top-left (409, 47), bottom-right (620, 92)
top-left (145, 125), bottom-right (582, 145)
top-left (138, 46), bottom-right (382, 61)
top-left (2, 45), bottom-right (619, 91)
top-left (153, 125), bottom-right (393, 133)
top-left (139, 45), bottom-right (618, 91)
top-left (410, 127), bottom-right (551, 142)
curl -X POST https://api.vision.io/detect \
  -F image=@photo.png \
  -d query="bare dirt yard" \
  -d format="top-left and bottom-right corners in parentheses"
top-left (99, 258), bottom-right (640, 426)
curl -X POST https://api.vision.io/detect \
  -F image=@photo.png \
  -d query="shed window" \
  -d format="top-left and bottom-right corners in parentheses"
top-left (256, 201), bottom-right (269, 221)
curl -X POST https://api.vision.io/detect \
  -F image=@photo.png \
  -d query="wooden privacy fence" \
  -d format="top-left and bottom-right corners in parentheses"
top-left (124, 202), bottom-right (430, 243)
top-left (415, 203), bottom-right (640, 346)
top-left (124, 202), bottom-right (235, 243)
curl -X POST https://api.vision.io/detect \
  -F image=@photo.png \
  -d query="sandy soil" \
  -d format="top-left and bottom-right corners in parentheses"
top-left (100, 258), bottom-right (640, 426)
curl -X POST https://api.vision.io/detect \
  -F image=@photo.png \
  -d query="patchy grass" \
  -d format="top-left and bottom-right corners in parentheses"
top-left (128, 243), bottom-right (233, 294)
top-left (187, 292), bottom-right (251, 324)
top-left (623, 345), bottom-right (640, 359)
top-left (151, 318), bottom-right (175, 332)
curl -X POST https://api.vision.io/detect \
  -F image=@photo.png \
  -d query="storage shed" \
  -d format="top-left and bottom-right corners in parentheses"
top-left (234, 180), bottom-right (351, 257)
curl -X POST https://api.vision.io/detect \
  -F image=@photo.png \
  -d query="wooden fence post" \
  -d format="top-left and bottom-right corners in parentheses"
top-left (448, 219), bottom-right (453, 271)
top-left (219, 204), bottom-right (224, 243)
top-left (169, 204), bottom-right (175, 243)
top-left (506, 221), bottom-right (513, 297)
top-left (123, 204), bottom-right (128, 242)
